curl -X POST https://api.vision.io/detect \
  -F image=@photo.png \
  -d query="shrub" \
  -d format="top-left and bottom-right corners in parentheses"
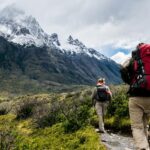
top-left (33, 99), bottom-right (62, 128)
top-left (15, 99), bottom-right (39, 119)
top-left (107, 85), bottom-right (129, 118)
top-left (0, 102), bottom-right (12, 115)
top-left (105, 85), bottom-right (130, 131)
top-left (0, 131), bottom-right (15, 150)
top-left (60, 92), bottom-right (92, 132)
top-left (32, 91), bottom-right (93, 132)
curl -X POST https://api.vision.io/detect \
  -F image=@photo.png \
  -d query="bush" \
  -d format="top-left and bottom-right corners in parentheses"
top-left (0, 131), bottom-right (15, 150)
top-left (15, 99), bottom-right (39, 119)
top-left (104, 85), bottom-right (130, 131)
top-left (60, 92), bottom-right (92, 132)
top-left (107, 85), bottom-right (129, 118)
top-left (32, 91), bottom-right (93, 132)
top-left (0, 102), bottom-right (12, 115)
top-left (33, 99), bottom-right (62, 128)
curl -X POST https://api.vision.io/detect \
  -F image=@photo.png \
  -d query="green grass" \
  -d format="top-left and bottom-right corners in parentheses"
top-left (0, 84), bottom-right (134, 149)
top-left (0, 114), bottom-right (106, 150)
top-left (105, 117), bottom-right (131, 133)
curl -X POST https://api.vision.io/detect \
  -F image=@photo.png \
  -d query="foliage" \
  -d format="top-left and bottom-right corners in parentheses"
top-left (0, 131), bottom-right (15, 150)
top-left (0, 115), bottom-right (16, 150)
top-left (33, 100), bottom-right (62, 128)
top-left (15, 124), bottom-right (106, 150)
top-left (0, 114), bottom-right (106, 150)
top-left (0, 84), bottom-right (133, 148)
top-left (104, 85), bottom-right (131, 131)
top-left (0, 102), bottom-right (12, 115)
top-left (32, 90), bottom-right (93, 132)
top-left (107, 85), bottom-right (129, 118)
top-left (15, 98), bottom-right (40, 119)
top-left (60, 92), bottom-right (92, 132)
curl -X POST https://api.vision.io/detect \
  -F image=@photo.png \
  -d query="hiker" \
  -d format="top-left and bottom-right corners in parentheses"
top-left (121, 43), bottom-right (150, 150)
top-left (92, 78), bottom-right (112, 133)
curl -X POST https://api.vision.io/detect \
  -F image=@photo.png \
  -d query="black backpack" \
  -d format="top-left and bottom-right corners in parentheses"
top-left (96, 86), bottom-right (110, 102)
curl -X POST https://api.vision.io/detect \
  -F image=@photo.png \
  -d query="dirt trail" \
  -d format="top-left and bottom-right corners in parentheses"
top-left (100, 132), bottom-right (135, 150)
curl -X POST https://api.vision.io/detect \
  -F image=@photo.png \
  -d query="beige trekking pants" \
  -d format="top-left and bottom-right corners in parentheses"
top-left (129, 97), bottom-right (150, 150)
top-left (95, 101), bottom-right (108, 132)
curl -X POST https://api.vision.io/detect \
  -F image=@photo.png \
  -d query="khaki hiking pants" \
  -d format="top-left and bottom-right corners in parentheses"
top-left (129, 97), bottom-right (150, 150)
top-left (95, 101), bottom-right (108, 132)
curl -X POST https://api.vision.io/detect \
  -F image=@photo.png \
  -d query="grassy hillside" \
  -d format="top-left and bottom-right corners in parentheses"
top-left (0, 84), bottom-right (132, 149)
top-left (0, 70), bottom-right (88, 95)
top-left (0, 115), bottom-right (105, 150)
top-left (0, 88), bottom-right (107, 150)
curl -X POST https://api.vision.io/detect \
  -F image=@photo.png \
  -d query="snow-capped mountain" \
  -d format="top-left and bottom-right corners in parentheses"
top-left (0, 5), bottom-right (56, 47)
top-left (0, 5), bottom-right (122, 85)
top-left (0, 5), bottom-right (108, 61)
top-left (59, 35), bottom-right (107, 60)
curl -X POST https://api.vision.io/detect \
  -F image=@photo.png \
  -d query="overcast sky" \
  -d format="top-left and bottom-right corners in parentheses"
top-left (0, 0), bottom-right (150, 63)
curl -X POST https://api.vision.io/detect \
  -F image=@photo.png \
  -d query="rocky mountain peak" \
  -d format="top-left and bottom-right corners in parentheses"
top-left (0, 5), bottom-right (52, 47)
top-left (0, 6), bottom-right (122, 85)
top-left (67, 35), bottom-right (86, 49)
top-left (0, 5), bottom-right (111, 61)
top-left (67, 35), bottom-right (73, 43)
top-left (50, 33), bottom-right (60, 46)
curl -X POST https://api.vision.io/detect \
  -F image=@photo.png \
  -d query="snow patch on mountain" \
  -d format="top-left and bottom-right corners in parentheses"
top-left (0, 5), bottom-right (53, 47)
top-left (58, 35), bottom-right (108, 60)
top-left (0, 24), bottom-right (12, 35)
top-left (111, 52), bottom-right (131, 64)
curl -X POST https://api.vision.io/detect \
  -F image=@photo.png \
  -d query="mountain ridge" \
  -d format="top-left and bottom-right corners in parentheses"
top-left (0, 5), bottom-right (122, 87)
top-left (0, 5), bottom-right (111, 61)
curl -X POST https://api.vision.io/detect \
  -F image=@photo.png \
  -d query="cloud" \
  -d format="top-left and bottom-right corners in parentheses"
top-left (0, 0), bottom-right (17, 10)
top-left (0, 0), bottom-right (150, 57)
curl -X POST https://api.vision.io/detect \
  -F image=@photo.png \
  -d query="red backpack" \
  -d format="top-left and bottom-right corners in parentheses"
top-left (131, 43), bottom-right (150, 90)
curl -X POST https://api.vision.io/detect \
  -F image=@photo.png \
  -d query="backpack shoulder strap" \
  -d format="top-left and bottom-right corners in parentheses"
top-left (97, 85), bottom-right (107, 91)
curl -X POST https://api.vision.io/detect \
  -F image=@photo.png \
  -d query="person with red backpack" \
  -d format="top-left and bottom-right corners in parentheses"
top-left (121, 43), bottom-right (150, 150)
top-left (92, 78), bottom-right (112, 133)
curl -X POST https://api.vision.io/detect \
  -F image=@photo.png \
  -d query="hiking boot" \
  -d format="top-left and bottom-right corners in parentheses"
top-left (95, 128), bottom-right (106, 133)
